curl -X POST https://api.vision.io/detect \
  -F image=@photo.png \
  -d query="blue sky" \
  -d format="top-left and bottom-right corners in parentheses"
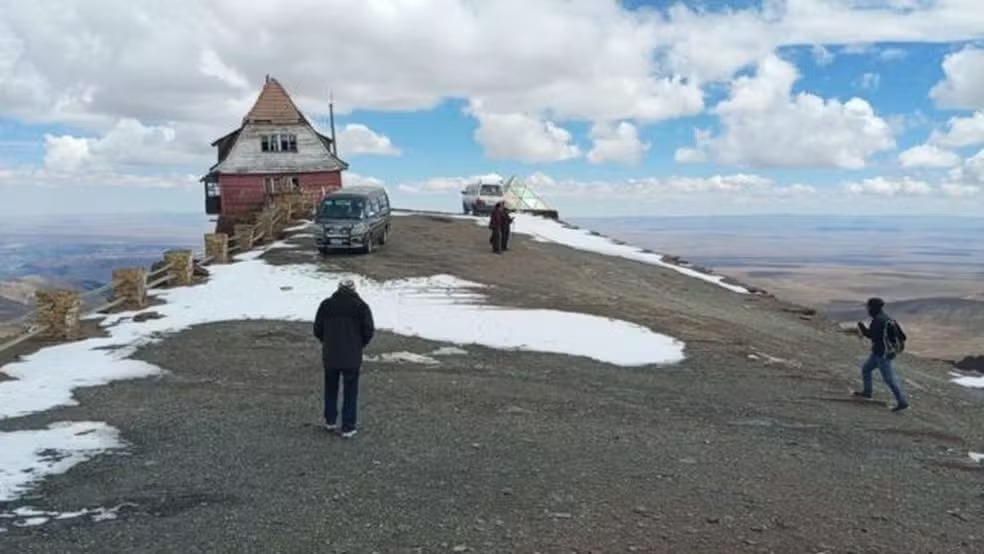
top-left (1, 0), bottom-right (983, 217)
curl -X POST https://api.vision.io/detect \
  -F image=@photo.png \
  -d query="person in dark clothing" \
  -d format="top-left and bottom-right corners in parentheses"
top-left (500, 205), bottom-right (514, 251)
top-left (313, 279), bottom-right (375, 438)
top-left (854, 297), bottom-right (909, 412)
top-left (489, 202), bottom-right (504, 253)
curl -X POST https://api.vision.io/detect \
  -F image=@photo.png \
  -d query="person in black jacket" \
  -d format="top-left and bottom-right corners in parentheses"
top-left (500, 205), bottom-right (514, 251)
top-left (313, 279), bottom-right (375, 438)
top-left (854, 297), bottom-right (909, 412)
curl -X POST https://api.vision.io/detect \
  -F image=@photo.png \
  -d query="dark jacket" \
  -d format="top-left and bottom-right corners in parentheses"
top-left (859, 311), bottom-right (891, 357)
top-left (313, 289), bottom-right (375, 369)
top-left (489, 206), bottom-right (503, 229)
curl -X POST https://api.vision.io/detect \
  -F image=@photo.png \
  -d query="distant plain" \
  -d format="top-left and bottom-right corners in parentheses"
top-left (574, 215), bottom-right (984, 363)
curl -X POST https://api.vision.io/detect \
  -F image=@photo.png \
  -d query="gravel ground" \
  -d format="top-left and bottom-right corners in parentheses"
top-left (2, 214), bottom-right (983, 553)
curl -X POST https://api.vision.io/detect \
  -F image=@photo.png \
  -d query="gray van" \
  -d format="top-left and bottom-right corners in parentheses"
top-left (314, 186), bottom-right (391, 254)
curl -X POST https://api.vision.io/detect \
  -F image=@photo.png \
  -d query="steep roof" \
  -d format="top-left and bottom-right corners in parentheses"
top-left (243, 77), bottom-right (305, 125)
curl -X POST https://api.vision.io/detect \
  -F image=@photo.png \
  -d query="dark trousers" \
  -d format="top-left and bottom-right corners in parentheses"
top-left (324, 366), bottom-right (360, 431)
top-left (490, 228), bottom-right (502, 253)
top-left (501, 225), bottom-right (510, 250)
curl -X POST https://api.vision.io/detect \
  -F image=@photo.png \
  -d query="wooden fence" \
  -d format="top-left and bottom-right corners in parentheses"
top-left (0, 199), bottom-right (309, 355)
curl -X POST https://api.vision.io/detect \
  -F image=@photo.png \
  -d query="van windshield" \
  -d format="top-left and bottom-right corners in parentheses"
top-left (320, 197), bottom-right (365, 220)
top-left (480, 185), bottom-right (503, 196)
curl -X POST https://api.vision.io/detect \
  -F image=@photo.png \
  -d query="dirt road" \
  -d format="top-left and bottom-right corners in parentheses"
top-left (3, 214), bottom-right (982, 553)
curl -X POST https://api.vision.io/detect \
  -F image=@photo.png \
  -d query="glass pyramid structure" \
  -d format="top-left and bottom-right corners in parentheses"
top-left (502, 175), bottom-right (552, 212)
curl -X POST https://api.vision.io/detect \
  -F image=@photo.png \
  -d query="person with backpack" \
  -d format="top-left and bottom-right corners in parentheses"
top-left (313, 279), bottom-right (375, 438)
top-left (853, 297), bottom-right (909, 412)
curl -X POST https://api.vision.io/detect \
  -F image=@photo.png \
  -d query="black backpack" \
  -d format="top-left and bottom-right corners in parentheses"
top-left (885, 318), bottom-right (907, 355)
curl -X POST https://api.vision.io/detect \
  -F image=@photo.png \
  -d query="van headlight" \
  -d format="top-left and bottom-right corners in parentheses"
top-left (350, 222), bottom-right (368, 235)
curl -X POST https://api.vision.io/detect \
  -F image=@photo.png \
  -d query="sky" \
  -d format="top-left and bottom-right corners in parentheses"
top-left (1, 0), bottom-right (984, 217)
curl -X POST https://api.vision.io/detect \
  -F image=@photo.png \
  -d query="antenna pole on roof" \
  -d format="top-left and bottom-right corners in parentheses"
top-left (329, 89), bottom-right (337, 156)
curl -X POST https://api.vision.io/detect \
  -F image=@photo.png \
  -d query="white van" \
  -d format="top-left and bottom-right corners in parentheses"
top-left (461, 182), bottom-right (504, 215)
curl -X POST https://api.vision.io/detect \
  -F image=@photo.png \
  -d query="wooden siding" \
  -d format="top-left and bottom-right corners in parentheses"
top-left (218, 171), bottom-right (342, 218)
top-left (214, 122), bottom-right (345, 175)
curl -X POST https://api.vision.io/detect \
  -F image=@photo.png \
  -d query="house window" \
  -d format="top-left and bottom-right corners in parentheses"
top-left (260, 134), bottom-right (298, 153)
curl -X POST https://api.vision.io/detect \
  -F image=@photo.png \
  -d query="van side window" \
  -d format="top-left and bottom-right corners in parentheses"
top-left (366, 197), bottom-right (378, 216)
top-left (379, 194), bottom-right (389, 210)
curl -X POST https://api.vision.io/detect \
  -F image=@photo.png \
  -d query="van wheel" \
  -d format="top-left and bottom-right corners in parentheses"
top-left (462, 203), bottom-right (470, 215)
top-left (379, 226), bottom-right (389, 246)
top-left (362, 233), bottom-right (374, 254)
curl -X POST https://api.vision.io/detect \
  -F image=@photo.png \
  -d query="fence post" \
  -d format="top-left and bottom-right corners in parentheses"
top-left (258, 210), bottom-right (275, 244)
top-left (272, 207), bottom-right (287, 239)
top-left (112, 268), bottom-right (148, 310)
top-left (204, 233), bottom-right (229, 264)
top-left (163, 249), bottom-right (194, 286)
top-left (234, 224), bottom-right (255, 251)
top-left (36, 290), bottom-right (81, 340)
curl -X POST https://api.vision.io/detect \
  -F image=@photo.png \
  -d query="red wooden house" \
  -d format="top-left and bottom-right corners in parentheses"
top-left (202, 76), bottom-right (348, 223)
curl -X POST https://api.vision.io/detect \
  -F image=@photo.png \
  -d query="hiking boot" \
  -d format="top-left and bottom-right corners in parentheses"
top-left (852, 391), bottom-right (873, 399)
top-left (891, 403), bottom-right (909, 413)
top-left (341, 429), bottom-right (358, 439)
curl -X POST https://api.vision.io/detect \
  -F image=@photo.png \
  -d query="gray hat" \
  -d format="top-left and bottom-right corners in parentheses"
top-left (338, 279), bottom-right (356, 291)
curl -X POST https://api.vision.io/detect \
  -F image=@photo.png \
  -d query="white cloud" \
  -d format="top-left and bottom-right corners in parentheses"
top-left (469, 103), bottom-right (580, 163)
top-left (898, 144), bottom-right (961, 168)
top-left (683, 55), bottom-right (895, 169)
top-left (336, 124), bottom-right (401, 157)
top-left (859, 72), bottom-right (881, 90)
top-left (877, 47), bottom-right (909, 62)
top-left (41, 119), bottom-right (203, 173)
top-left (344, 172), bottom-right (387, 188)
top-left (3, 0), bottom-right (984, 131)
top-left (43, 135), bottom-right (91, 173)
top-left (398, 173), bottom-right (504, 194)
top-left (586, 122), bottom-right (650, 165)
top-left (930, 47), bottom-right (984, 109)
top-left (812, 45), bottom-right (835, 66)
top-left (929, 111), bottom-right (984, 148)
top-left (948, 148), bottom-right (984, 184)
top-left (940, 182), bottom-right (981, 197)
top-left (844, 176), bottom-right (933, 196)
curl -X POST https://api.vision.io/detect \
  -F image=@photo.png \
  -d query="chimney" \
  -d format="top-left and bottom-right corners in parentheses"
top-left (265, 74), bottom-right (270, 83)
top-left (329, 90), bottom-right (337, 155)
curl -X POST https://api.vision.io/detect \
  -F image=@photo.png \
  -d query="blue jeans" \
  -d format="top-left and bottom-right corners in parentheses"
top-left (324, 366), bottom-right (360, 432)
top-left (861, 353), bottom-right (907, 406)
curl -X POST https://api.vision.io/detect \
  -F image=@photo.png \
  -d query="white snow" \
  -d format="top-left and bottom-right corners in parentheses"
top-left (13, 517), bottom-right (48, 527)
top-left (284, 220), bottom-right (313, 232)
top-left (951, 373), bottom-right (984, 388)
top-left (0, 240), bottom-right (685, 503)
top-left (432, 346), bottom-right (469, 356)
top-left (0, 422), bottom-right (122, 502)
top-left (970, 452), bottom-right (984, 463)
top-left (365, 352), bottom-right (441, 365)
top-left (500, 215), bottom-right (750, 294)
top-left (0, 503), bottom-right (132, 526)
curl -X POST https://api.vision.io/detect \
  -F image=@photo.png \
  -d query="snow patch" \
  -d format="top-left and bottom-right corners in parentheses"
top-left (952, 373), bottom-right (984, 389)
top-left (284, 220), bottom-right (313, 232)
top-left (0, 422), bottom-right (122, 502)
top-left (432, 346), bottom-right (469, 356)
top-left (970, 452), bottom-right (984, 463)
top-left (474, 214), bottom-right (749, 294)
top-left (0, 503), bottom-right (134, 528)
top-left (365, 352), bottom-right (441, 365)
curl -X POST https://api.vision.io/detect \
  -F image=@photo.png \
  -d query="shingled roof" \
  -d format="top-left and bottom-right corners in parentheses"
top-left (243, 77), bottom-right (305, 125)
